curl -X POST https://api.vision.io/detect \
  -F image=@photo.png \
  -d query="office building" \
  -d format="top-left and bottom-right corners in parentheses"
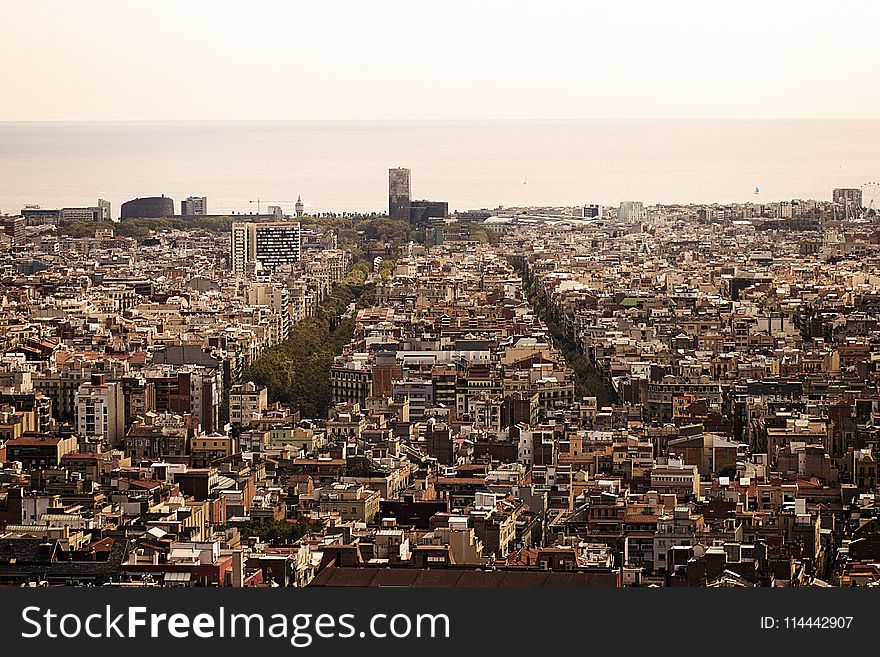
top-left (60, 206), bottom-right (104, 223)
top-left (409, 200), bottom-right (448, 228)
top-left (231, 220), bottom-right (302, 274)
top-left (618, 201), bottom-right (647, 224)
top-left (181, 196), bottom-right (208, 216)
top-left (573, 204), bottom-right (603, 219)
top-left (75, 374), bottom-right (125, 447)
top-left (389, 167), bottom-right (411, 221)
top-left (20, 206), bottom-right (62, 225)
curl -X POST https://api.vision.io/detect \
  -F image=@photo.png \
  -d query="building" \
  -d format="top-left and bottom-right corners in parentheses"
top-left (833, 188), bottom-right (862, 207)
top-left (317, 483), bottom-right (381, 522)
top-left (229, 382), bottom-right (268, 426)
top-left (181, 196), bottom-right (208, 216)
top-left (295, 195), bottom-right (304, 217)
top-left (230, 221), bottom-right (302, 274)
top-left (5, 433), bottom-right (78, 470)
top-left (98, 198), bottom-right (112, 221)
top-left (409, 200), bottom-right (448, 228)
top-left (389, 167), bottom-right (411, 222)
top-left (120, 196), bottom-right (175, 220)
top-left (146, 369), bottom-right (221, 435)
top-left (245, 282), bottom-right (291, 340)
top-left (20, 206), bottom-right (61, 225)
top-left (124, 412), bottom-right (197, 461)
top-left (75, 374), bottom-right (125, 447)
top-left (60, 206), bottom-right (105, 223)
top-left (1, 214), bottom-right (25, 245)
top-left (572, 204), bottom-right (602, 219)
top-left (618, 201), bottom-right (647, 224)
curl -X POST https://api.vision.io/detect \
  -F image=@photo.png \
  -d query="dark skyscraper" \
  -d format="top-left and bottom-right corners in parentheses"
top-left (388, 167), bottom-right (411, 221)
top-left (409, 200), bottom-right (448, 228)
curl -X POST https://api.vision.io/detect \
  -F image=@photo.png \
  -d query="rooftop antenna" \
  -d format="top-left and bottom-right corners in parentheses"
top-left (249, 198), bottom-right (261, 214)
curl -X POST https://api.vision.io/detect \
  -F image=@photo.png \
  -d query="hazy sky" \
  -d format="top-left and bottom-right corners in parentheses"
top-left (1, 0), bottom-right (878, 121)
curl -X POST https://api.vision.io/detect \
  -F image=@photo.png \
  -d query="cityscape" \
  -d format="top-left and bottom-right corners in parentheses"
top-left (1, 170), bottom-right (880, 589)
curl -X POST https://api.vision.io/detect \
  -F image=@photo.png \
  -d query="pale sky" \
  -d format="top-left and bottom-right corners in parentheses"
top-left (1, 0), bottom-right (878, 121)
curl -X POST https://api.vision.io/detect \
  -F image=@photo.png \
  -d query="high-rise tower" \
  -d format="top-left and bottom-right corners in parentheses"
top-left (388, 167), bottom-right (411, 221)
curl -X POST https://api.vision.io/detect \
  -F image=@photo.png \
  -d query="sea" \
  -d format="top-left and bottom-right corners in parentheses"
top-left (1, 120), bottom-right (878, 216)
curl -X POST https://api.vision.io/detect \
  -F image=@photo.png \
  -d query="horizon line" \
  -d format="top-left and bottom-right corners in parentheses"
top-left (1, 117), bottom-right (879, 124)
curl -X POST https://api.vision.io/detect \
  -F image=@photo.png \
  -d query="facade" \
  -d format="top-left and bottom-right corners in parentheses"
top-left (98, 198), bottom-right (111, 221)
top-left (572, 205), bottom-right (603, 219)
top-left (60, 206), bottom-right (103, 223)
top-left (317, 483), bottom-right (381, 522)
top-left (5, 433), bottom-right (78, 469)
top-left (245, 282), bottom-right (291, 340)
top-left (75, 374), bottom-right (125, 447)
top-left (230, 221), bottom-right (302, 274)
top-left (409, 200), bottom-right (448, 228)
top-left (388, 167), bottom-right (411, 222)
top-left (618, 201), bottom-right (647, 224)
top-left (229, 382), bottom-right (268, 426)
top-left (181, 196), bottom-right (208, 216)
top-left (1, 214), bottom-right (25, 245)
top-left (833, 187), bottom-right (862, 207)
top-left (120, 196), bottom-right (175, 219)
top-left (146, 369), bottom-right (221, 435)
top-left (20, 206), bottom-right (62, 225)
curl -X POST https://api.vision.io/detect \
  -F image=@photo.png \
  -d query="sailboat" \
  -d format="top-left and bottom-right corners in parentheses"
top-left (754, 186), bottom-right (760, 194)
top-left (523, 176), bottom-right (527, 185)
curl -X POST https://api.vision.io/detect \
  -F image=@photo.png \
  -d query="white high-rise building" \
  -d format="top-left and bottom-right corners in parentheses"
top-left (98, 198), bottom-right (111, 221)
top-left (618, 201), bottom-right (647, 224)
top-left (181, 196), bottom-right (208, 216)
top-left (246, 282), bottom-right (291, 341)
top-left (231, 221), bottom-right (302, 274)
top-left (75, 374), bottom-right (124, 447)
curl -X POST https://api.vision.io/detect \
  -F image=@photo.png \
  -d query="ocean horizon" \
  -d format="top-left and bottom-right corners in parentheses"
top-left (1, 119), bottom-right (878, 216)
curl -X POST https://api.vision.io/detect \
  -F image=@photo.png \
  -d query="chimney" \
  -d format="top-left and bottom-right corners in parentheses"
top-left (232, 550), bottom-right (244, 587)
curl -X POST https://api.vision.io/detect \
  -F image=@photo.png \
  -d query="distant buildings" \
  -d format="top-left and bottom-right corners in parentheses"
top-left (618, 201), bottom-right (647, 224)
top-left (181, 196), bottom-right (208, 216)
top-left (20, 200), bottom-right (110, 225)
top-left (1, 214), bottom-right (25, 245)
top-left (295, 195), bottom-right (304, 217)
top-left (20, 206), bottom-right (61, 225)
top-left (120, 195), bottom-right (175, 220)
top-left (231, 220), bottom-right (302, 274)
top-left (409, 200), bottom-right (448, 229)
top-left (98, 198), bottom-right (111, 221)
top-left (61, 206), bottom-right (104, 223)
top-left (573, 204), bottom-right (602, 219)
top-left (833, 187), bottom-right (862, 207)
top-left (388, 167), bottom-right (411, 222)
